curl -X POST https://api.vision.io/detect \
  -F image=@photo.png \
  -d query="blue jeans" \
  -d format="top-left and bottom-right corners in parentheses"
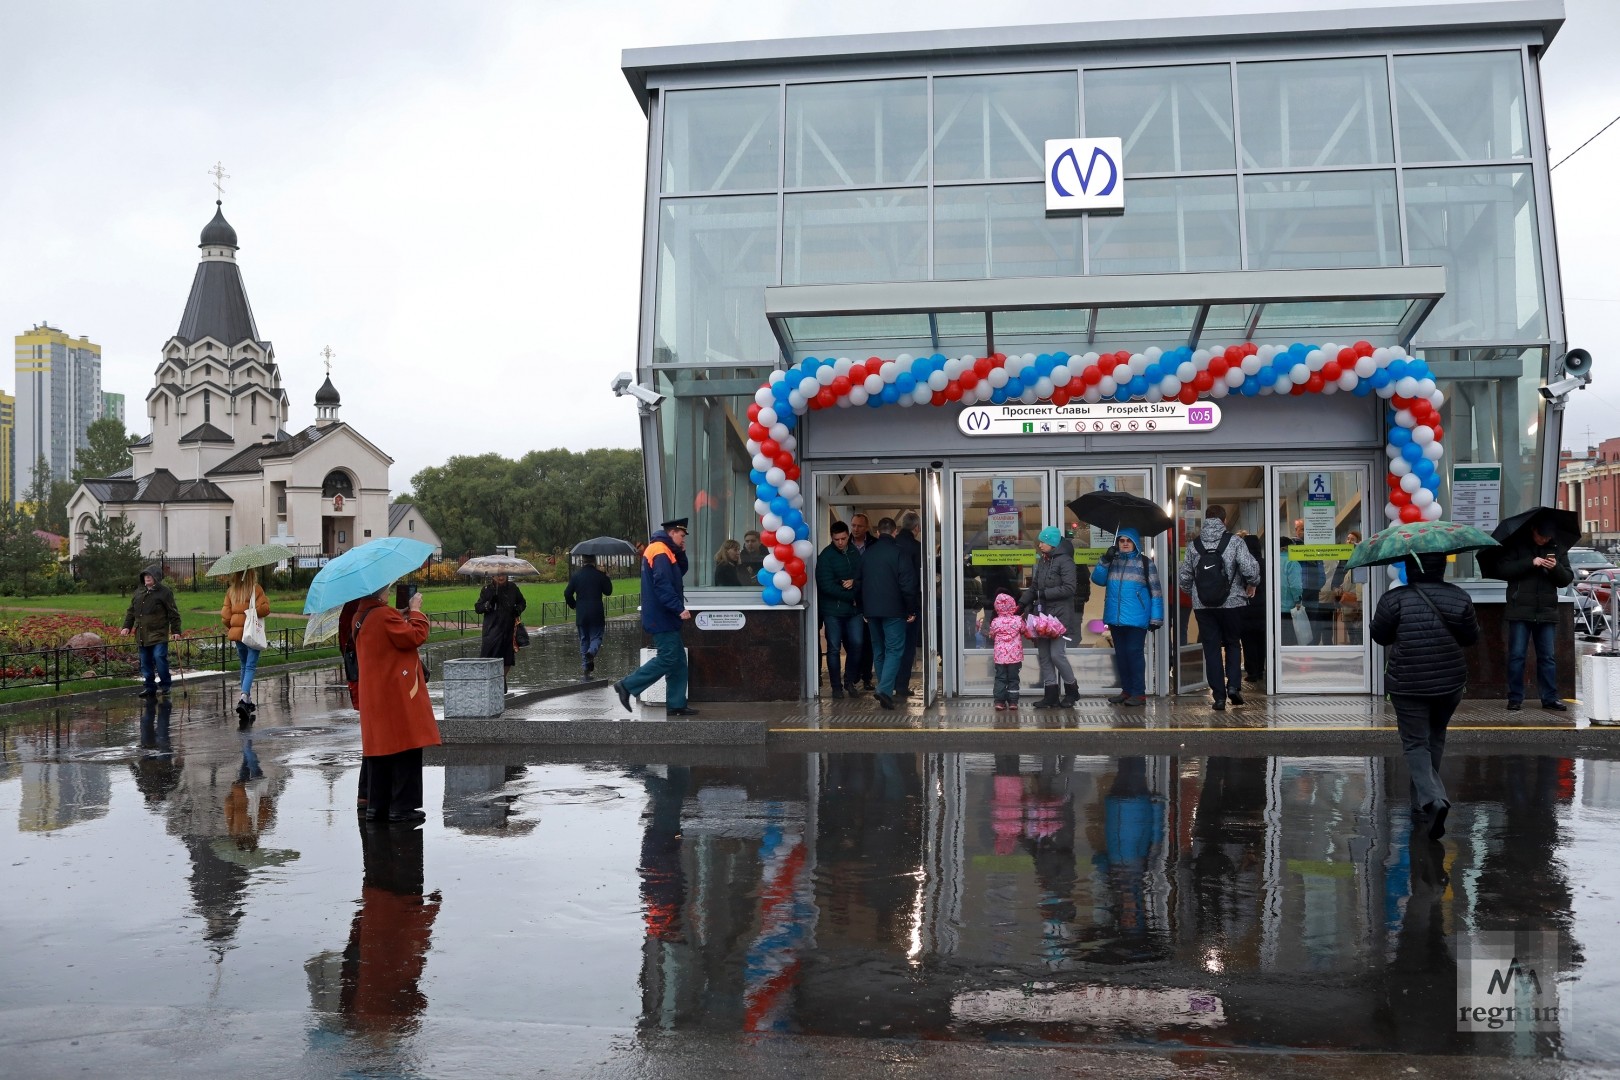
top-left (577, 620), bottom-right (604, 664)
top-left (870, 616), bottom-right (908, 696)
top-left (823, 613), bottom-right (864, 691)
top-left (1506, 619), bottom-right (1558, 705)
top-left (138, 641), bottom-right (171, 690)
top-left (235, 641), bottom-right (261, 697)
top-left (1111, 624), bottom-right (1148, 698)
top-left (623, 630), bottom-right (688, 709)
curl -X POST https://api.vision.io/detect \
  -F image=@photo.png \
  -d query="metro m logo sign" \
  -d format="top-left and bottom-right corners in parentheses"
top-left (1045, 138), bottom-right (1125, 213)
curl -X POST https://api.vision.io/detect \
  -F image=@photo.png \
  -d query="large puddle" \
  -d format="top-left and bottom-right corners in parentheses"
top-left (3, 688), bottom-right (1619, 1074)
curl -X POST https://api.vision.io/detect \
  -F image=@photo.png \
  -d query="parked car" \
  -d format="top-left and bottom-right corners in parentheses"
top-left (1563, 584), bottom-right (1610, 640)
top-left (1577, 568), bottom-right (1619, 607)
top-left (1567, 546), bottom-right (1615, 582)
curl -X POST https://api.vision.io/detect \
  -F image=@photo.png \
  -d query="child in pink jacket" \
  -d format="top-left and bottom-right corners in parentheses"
top-left (989, 592), bottom-right (1026, 710)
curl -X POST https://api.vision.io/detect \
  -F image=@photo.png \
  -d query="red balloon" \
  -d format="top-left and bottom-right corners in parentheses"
top-left (944, 383), bottom-right (964, 401)
top-left (773, 544), bottom-right (793, 562)
top-left (1305, 373), bottom-right (1325, 393)
top-left (1244, 341), bottom-right (1259, 355)
top-left (785, 557), bottom-right (805, 578)
top-left (1400, 505), bottom-right (1423, 523)
top-left (973, 356), bottom-right (992, 377)
top-left (830, 375), bottom-right (851, 396)
top-left (1290, 383), bottom-right (1307, 396)
top-left (1083, 365), bottom-right (1102, 385)
top-left (991, 353), bottom-right (1007, 368)
top-left (1224, 345), bottom-right (1244, 363)
top-left (1208, 357), bottom-right (1228, 378)
top-left (1052, 388), bottom-right (1071, 406)
top-left (866, 357), bottom-right (885, 376)
top-left (1387, 473), bottom-right (1402, 490)
top-left (1391, 489), bottom-right (1412, 507)
top-left (784, 464), bottom-right (801, 481)
top-left (1099, 356), bottom-right (1119, 375)
top-left (1178, 385), bottom-right (1199, 405)
top-left (931, 391), bottom-right (947, 406)
top-left (1193, 371), bottom-right (1214, 392)
top-left (1337, 348), bottom-right (1357, 365)
top-left (748, 422), bottom-right (768, 442)
top-left (790, 570), bottom-right (807, 587)
top-left (747, 403), bottom-right (762, 422)
top-left (774, 451), bottom-right (795, 469)
top-left (1354, 340), bottom-right (1374, 356)
top-left (815, 387), bottom-right (836, 409)
top-left (959, 371), bottom-right (979, 390)
top-left (1321, 362), bottom-right (1342, 381)
top-left (759, 438), bottom-right (779, 458)
top-left (1392, 395), bottom-right (1413, 410)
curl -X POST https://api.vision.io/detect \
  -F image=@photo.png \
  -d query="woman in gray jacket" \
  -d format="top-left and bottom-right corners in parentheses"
top-left (1022, 526), bottom-right (1087, 708)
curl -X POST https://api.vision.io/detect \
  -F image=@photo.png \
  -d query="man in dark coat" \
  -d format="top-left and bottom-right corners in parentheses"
top-left (474, 572), bottom-right (527, 682)
top-left (120, 565), bottom-right (182, 696)
top-left (894, 510), bottom-right (924, 698)
top-left (815, 520), bottom-right (863, 698)
top-left (1370, 551), bottom-right (1480, 839)
top-left (1497, 518), bottom-right (1574, 711)
top-left (564, 553), bottom-right (614, 674)
top-left (615, 518), bottom-right (697, 716)
top-left (859, 517), bottom-right (918, 711)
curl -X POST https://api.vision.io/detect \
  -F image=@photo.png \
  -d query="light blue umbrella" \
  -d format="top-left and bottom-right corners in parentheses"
top-left (302, 538), bottom-right (436, 614)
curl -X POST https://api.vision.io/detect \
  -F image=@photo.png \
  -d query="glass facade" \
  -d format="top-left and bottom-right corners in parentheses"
top-left (639, 32), bottom-right (1560, 592)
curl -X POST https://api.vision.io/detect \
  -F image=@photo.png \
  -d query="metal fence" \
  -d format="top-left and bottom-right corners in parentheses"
top-left (0, 593), bottom-right (642, 692)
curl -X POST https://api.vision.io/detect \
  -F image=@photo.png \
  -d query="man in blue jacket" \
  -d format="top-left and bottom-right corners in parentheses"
top-left (615, 518), bottom-right (697, 716)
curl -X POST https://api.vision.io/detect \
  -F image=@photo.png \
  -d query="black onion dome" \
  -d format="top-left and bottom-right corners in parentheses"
top-left (200, 201), bottom-right (238, 248)
top-left (315, 375), bottom-right (341, 405)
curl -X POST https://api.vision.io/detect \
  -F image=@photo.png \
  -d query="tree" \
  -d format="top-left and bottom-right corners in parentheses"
top-left (76, 511), bottom-right (145, 592)
top-left (73, 417), bottom-right (135, 482)
top-left (20, 456), bottom-right (72, 536)
top-left (0, 504), bottom-right (54, 597)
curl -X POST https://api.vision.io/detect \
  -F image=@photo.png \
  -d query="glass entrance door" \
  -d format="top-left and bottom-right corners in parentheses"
top-left (1060, 469), bottom-right (1157, 695)
top-left (956, 472), bottom-right (1046, 698)
top-left (1272, 466), bottom-right (1372, 693)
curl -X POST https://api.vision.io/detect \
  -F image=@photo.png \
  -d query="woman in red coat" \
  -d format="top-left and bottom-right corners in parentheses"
top-left (355, 585), bottom-right (440, 823)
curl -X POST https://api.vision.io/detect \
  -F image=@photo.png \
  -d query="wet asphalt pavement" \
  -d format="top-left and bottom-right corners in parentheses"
top-left (4, 625), bottom-right (1620, 1078)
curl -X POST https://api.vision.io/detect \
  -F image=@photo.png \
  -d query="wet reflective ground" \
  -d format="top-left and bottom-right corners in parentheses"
top-left (4, 677), bottom-right (1620, 1076)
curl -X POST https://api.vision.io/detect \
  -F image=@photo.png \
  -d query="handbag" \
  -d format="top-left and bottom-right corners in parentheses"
top-left (515, 623), bottom-right (530, 648)
top-left (241, 595), bottom-right (268, 651)
top-left (1289, 603), bottom-right (1312, 644)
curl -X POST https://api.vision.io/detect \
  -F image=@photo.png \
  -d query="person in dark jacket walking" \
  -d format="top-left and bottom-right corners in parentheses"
top-left (894, 510), bottom-right (924, 698)
top-left (1239, 534), bottom-right (1268, 684)
top-left (1023, 527), bottom-right (1085, 708)
top-left (474, 573), bottom-right (527, 685)
top-left (1370, 551), bottom-right (1480, 840)
top-left (121, 565), bottom-right (183, 696)
top-left (1176, 506), bottom-right (1259, 712)
top-left (859, 517), bottom-right (918, 710)
top-left (1497, 518), bottom-right (1574, 711)
top-left (564, 554), bottom-right (613, 674)
top-left (815, 521), bottom-right (864, 698)
top-left (615, 518), bottom-right (696, 716)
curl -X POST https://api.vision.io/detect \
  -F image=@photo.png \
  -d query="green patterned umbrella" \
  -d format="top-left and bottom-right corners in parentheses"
top-left (207, 543), bottom-right (296, 576)
top-left (1345, 519), bottom-right (1500, 570)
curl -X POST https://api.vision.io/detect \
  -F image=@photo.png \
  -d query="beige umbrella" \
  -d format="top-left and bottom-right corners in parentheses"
top-left (457, 554), bottom-right (541, 578)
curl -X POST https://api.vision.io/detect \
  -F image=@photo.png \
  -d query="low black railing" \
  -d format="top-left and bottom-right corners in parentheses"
top-left (422, 593), bottom-right (640, 634)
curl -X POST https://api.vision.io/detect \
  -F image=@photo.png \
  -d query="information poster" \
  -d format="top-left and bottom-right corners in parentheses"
top-left (1303, 472), bottom-right (1336, 545)
top-left (1451, 464), bottom-right (1502, 532)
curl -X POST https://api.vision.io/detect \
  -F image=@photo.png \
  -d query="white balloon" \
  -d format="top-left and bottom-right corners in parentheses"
top-left (817, 365), bottom-right (837, 386)
top-left (1290, 364), bottom-right (1311, 385)
top-left (772, 569), bottom-right (792, 590)
top-left (798, 375), bottom-right (819, 396)
top-left (746, 439), bottom-right (761, 456)
top-left (1177, 361), bottom-right (1197, 382)
top-left (775, 525), bottom-right (796, 545)
top-left (764, 554), bottom-right (784, 573)
top-left (1375, 381), bottom-right (1397, 398)
top-left (1321, 381), bottom-right (1338, 395)
top-left (1020, 387), bottom-right (1040, 404)
top-left (754, 499), bottom-right (769, 516)
top-left (757, 406), bottom-right (778, 427)
top-left (1423, 441), bottom-right (1444, 461)
top-left (1306, 349), bottom-right (1327, 372)
top-left (1146, 386), bottom-right (1165, 402)
top-left (1034, 376), bottom-right (1055, 399)
top-left (1192, 348), bottom-right (1211, 369)
top-left (1241, 354), bottom-right (1263, 376)
top-left (1161, 376), bottom-right (1182, 397)
top-left (1389, 345), bottom-right (1409, 359)
top-left (863, 374), bottom-right (883, 395)
top-left (896, 353), bottom-right (913, 366)
top-left (761, 512), bottom-right (783, 531)
top-left (792, 539), bottom-right (814, 559)
top-left (1098, 376), bottom-right (1118, 397)
top-left (987, 366), bottom-right (1010, 389)
top-left (1354, 355), bottom-right (1377, 378)
top-left (1082, 385), bottom-right (1103, 403)
top-left (1211, 380), bottom-right (1231, 399)
top-left (927, 370), bottom-right (948, 392)
top-left (787, 391), bottom-right (805, 411)
top-left (782, 585), bottom-right (803, 606)
top-left (880, 362), bottom-right (899, 384)
top-left (1371, 347), bottom-right (1391, 365)
top-left (1421, 501), bottom-right (1443, 521)
top-left (789, 495), bottom-right (805, 509)
top-left (1400, 473), bottom-right (1422, 493)
top-left (1051, 365), bottom-right (1073, 387)
top-left (1320, 343), bottom-right (1339, 359)
top-left (1430, 390), bottom-right (1446, 409)
top-left (944, 358), bottom-right (965, 379)
top-left (768, 370), bottom-right (787, 385)
top-left (1385, 502), bottom-right (1400, 522)
top-left (1390, 456), bottom-right (1413, 476)
top-left (778, 479), bottom-right (800, 499)
top-left (754, 388), bottom-right (774, 407)
top-left (779, 434), bottom-right (797, 452)
top-left (769, 423), bottom-right (789, 443)
top-left (1388, 564), bottom-right (1405, 582)
top-left (1386, 443), bottom-right (1403, 459)
top-left (766, 467), bottom-right (786, 487)
top-left (1412, 488), bottom-right (1435, 507)
top-left (833, 356), bottom-right (854, 375)
top-left (848, 386), bottom-right (869, 406)
top-left (1129, 352), bottom-right (1150, 375)
top-left (912, 385), bottom-right (932, 404)
top-left (1395, 376), bottom-right (1420, 399)
top-left (752, 453), bottom-right (771, 472)
top-left (1145, 346), bottom-right (1163, 362)
top-left (1337, 371), bottom-right (1358, 391)
top-left (1412, 425), bottom-right (1435, 445)
top-left (1225, 367), bottom-right (1246, 387)
top-left (1395, 408), bottom-right (1416, 428)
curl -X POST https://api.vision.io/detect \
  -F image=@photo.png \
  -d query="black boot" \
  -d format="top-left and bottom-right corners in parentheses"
top-left (1060, 683), bottom-right (1080, 706)
top-left (1032, 685), bottom-right (1061, 709)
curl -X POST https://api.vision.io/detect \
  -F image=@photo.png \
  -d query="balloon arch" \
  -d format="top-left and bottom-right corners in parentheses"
top-left (743, 340), bottom-right (1446, 605)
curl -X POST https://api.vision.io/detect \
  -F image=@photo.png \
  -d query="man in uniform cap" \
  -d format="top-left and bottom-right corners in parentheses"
top-left (615, 518), bottom-right (698, 716)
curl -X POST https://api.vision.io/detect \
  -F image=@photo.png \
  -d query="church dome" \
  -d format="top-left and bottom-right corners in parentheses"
top-left (200, 201), bottom-right (238, 248)
top-left (315, 374), bottom-right (341, 405)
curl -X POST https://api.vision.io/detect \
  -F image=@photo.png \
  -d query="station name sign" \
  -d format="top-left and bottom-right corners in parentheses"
top-left (957, 401), bottom-right (1222, 437)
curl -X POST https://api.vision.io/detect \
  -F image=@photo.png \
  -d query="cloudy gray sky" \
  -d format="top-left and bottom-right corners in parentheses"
top-left (1, 0), bottom-right (1614, 493)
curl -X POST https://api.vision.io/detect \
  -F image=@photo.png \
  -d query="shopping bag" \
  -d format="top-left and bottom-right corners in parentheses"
top-left (242, 604), bottom-right (268, 651)
top-left (1290, 604), bottom-right (1312, 645)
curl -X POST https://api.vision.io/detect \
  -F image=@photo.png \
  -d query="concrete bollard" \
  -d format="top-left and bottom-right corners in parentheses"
top-left (1581, 652), bottom-right (1620, 725)
top-left (442, 657), bottom-right (505, 718)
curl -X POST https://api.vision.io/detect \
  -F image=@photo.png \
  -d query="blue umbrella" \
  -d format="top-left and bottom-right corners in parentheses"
top-left (302, 538), bottom-right (436, 614)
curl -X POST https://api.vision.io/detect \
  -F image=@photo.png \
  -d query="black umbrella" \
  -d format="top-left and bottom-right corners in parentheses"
top-left (570, 536), bottom-right (638, 559)
top-left (1066, 490), bottom-right (1173, 538)
top-left (1476, 506), bottom-right (1579, 579)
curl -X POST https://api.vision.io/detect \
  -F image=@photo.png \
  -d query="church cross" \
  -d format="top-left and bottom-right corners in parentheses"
top-left (321, 345), bottom-right (335, 375)
top-left (208, 161), bottom-right (230, 199)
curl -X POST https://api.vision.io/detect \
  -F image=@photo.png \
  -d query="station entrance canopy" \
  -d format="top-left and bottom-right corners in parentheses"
top-left (765, 266), bottom-right (1445, 364)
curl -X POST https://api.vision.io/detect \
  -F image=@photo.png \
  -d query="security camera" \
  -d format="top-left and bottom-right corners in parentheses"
top-left (611, 372), bottom-right (633, 395)
top-left (611, 372), bottom-right (666, 412)
top-left (1539, 376), bottom-right (1587, 402)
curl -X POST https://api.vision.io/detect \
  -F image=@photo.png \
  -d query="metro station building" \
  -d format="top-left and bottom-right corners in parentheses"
top-left (619, 2), bottom-right (1573, 702)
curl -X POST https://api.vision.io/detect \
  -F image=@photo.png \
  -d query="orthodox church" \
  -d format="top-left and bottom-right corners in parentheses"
top-left (66, 202), bottom-right (439, 561)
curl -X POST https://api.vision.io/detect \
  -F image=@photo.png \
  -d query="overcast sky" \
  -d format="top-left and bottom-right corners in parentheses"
top-left (1, 0), bottom-right (1614, 493)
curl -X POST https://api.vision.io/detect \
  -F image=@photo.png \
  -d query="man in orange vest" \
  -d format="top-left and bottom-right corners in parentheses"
top-left (615, 517), bottom-right (696, 716)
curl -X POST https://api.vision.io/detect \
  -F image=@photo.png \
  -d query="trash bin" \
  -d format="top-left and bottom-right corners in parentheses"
top-left (442, 657), bottom-right (505, 718)
top-left (1580, 652), bottom-right (1620, 725)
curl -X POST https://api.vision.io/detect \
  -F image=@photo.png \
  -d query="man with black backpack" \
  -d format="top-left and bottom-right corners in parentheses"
top-left (1176, 505), bottom-right (1260, 712)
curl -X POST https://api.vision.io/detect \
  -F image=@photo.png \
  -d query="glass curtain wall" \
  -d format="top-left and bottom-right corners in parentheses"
top-left (649, 47), bottom-right (1555, 589)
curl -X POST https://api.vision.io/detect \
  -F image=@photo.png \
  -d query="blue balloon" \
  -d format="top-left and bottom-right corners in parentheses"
top-left (756, 483), bottom-right (776, 501)
top-left (794, 524), bottom-right (810, 541)
top-left (1387, 359), bottom-right (1409, 380)
top-left (769, 496), bottom-right (789, 515)
top-left (756, 568), bottom-right (774, 587)
top-left (1273, 352), bottom-right (1295, 370)
top-left (1006, 377), bottom-right (1025, 396)
top-left (1370, 369), bottom-right (1392, 388)
top-left (931, 353), bottom-right (948, 368)
top-left (1241, 379), bottom-right (1261, 397)
top-left (896, 373), bottom-right (916, 394)
top-left (801, 357), bottom-right (821, 374)
top-left (1388, 426), bottom-right (1412, 446)
top-left (1035, 354), bottom-right (1055, 377)
top-left (749, 469), bottom-right (766, 485)
top-left (1395, 562), bottom-right (1408, 586)
top-left (1257, 367), bottom-right (1279, 387)
top-left (866, 394), bottom-right (884, 408)
top-left (1422, 475), bottom-right (1442, 492)
top-left (784, 509), bottom-right (804, 528)
top-left (780, 412), bottom-right (797, 431)
top-left (1115, 389), bottom-right (1134, 403)
top-left (1413, 458), bottom-right (1436, 480)
top-left (991, 389), bottom-right (1007, 404)
top-left (1352, 381), bottom-right (1374, 396)
top-left (1053, 351), bottom-right (1071, 364)
top-left (880, 384), bottom-right (900, 404)
top-left (773, 381), bottom-right (792, 401)
top-left (911, 357), bottom-right (931, 379)
top-left (1143, 364), bottom-right (1163, 383)
top-left (762, 586), bottom-right (783, 606)
top-left (1402, 442), bottom-right (1424, 462)
top-left (1128, 375), bottom-right (1148, 397)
